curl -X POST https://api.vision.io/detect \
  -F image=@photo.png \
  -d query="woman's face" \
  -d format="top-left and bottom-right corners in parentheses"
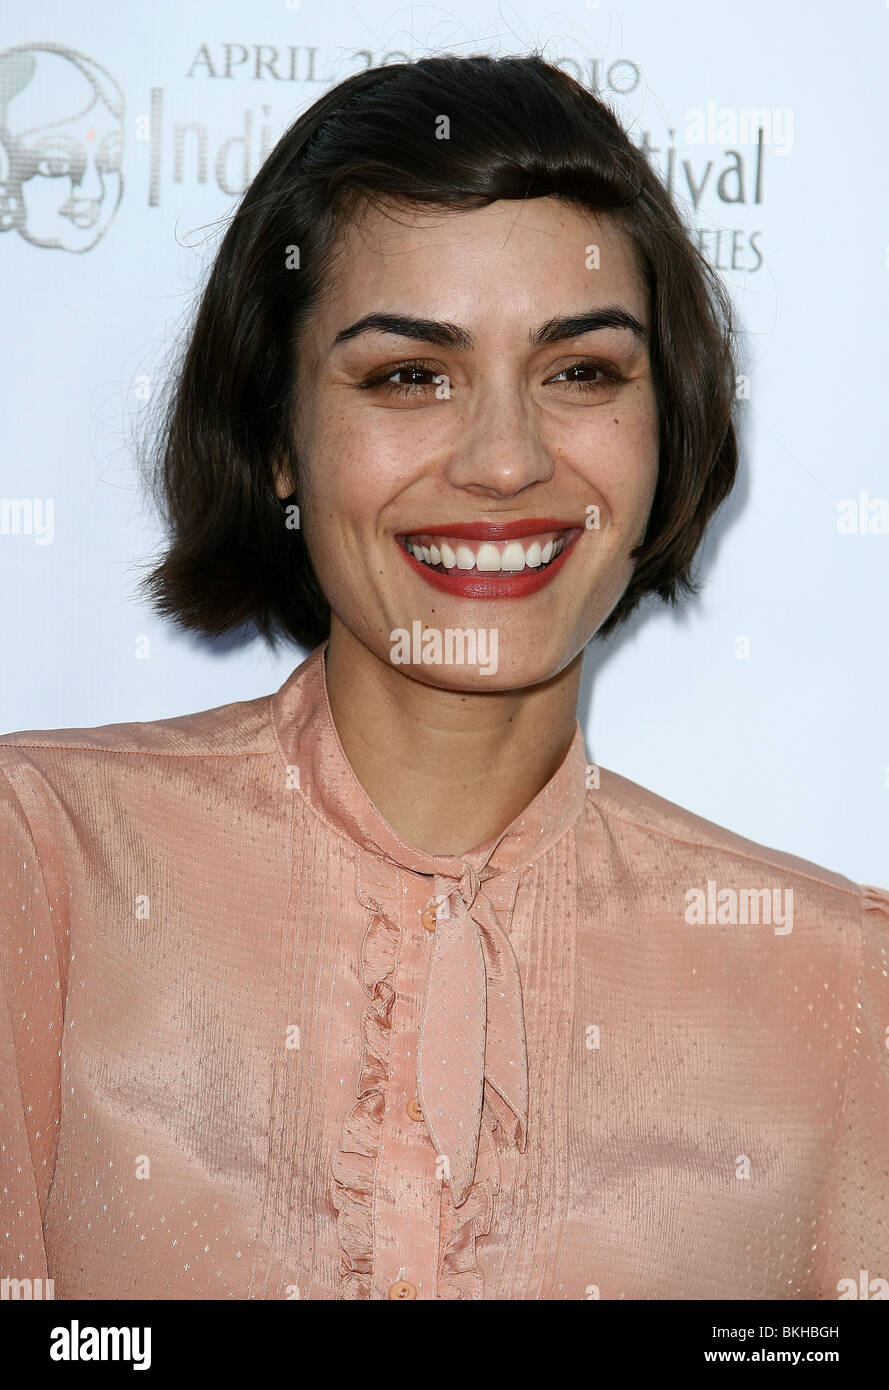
top-left (282, 196), bottom-right (660, 690)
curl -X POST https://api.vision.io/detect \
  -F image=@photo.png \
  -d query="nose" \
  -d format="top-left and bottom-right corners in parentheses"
top-left (443, 376), bottom-right (554, 499)
top-left (71, 153), bottom-right (104, 201)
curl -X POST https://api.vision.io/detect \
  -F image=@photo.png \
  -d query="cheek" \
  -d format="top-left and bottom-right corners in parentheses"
top-left (600, 398), bottom-right (659, 524)
top-left (299, 420), bottom-right (367, 537)
top-left (309, 412), bottom-right (422, 538)
top-left (576, 441), bottom-right (658, 540)
top-left (296, 427), bottom-right (395, 587)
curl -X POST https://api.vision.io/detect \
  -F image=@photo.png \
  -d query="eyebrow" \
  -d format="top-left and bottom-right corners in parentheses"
top-left (330, 305), bottom-right (647, 353)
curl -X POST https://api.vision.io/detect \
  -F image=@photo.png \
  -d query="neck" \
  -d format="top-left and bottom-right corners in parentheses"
top-left (323, 617), bottom-right (582, 856)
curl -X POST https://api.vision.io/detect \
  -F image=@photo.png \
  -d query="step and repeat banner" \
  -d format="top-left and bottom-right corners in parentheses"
top-left (1, 0), bottom-right (887, 881)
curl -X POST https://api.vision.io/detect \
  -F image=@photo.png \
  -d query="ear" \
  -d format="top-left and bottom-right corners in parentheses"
top-left (272, 454), bottom-right (294, 500)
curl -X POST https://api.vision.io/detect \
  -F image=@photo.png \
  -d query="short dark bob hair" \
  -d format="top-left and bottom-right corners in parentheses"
top-left (138, 51), bottom-right (739, 650)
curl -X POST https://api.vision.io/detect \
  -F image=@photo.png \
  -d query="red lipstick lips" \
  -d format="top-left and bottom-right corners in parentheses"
top-left (397, 518), bottom-right (583, 599)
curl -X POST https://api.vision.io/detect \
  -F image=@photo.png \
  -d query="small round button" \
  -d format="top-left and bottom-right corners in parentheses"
top-left (388, 1280), bottom-right (417, 1300)
top-left (421, 903), bottom-right (437, 932)
top-left (406, 1095), bottom-right (423, 1122)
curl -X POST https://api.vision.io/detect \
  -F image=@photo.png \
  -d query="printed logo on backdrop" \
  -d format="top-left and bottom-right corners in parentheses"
top-left (552, 58), bottom-right (769, 274)
top-left (0, 43), bottom-right (123, 252)
top-left (152, 44), bottom-right (770, 276)
top-left (0, 37), bottom-right (772, 276)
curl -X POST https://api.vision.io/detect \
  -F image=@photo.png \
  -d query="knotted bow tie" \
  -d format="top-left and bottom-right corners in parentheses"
top-left (416, 861), bottom-right (529, 1208)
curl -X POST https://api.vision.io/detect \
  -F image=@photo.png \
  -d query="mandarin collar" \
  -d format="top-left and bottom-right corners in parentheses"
top-left (271, 642), bottom-right (589, 878)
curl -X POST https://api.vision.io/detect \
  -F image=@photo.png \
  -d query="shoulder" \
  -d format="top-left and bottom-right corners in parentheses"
top-left (585, 765), bottom-right (887, 926)
top-left (0, 689), bottom-right (284, 840)
top-left (0, 689), bottom-right (279, 767)
top-left (577, 767), bottom-right (889, 1005)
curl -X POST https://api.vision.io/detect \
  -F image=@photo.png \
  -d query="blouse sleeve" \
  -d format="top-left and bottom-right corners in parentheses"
top-left (817, 884), bottom-right (889, 1299)
top-left (0, 760), bottom-right (65, 1292)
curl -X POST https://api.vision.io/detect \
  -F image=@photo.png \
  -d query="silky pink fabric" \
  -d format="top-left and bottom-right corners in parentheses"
top-left (1, 641), bottom-right (887, 1300)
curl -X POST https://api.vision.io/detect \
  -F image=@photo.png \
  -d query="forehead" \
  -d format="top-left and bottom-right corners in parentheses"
top-left (317, 196), bottom-right (647, 333)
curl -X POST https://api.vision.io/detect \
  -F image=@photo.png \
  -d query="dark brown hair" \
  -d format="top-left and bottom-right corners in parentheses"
top-left (137, 52), bottom-right (740, 649)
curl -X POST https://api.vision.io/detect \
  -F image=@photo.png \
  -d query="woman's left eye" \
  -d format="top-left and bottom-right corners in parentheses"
top-left (358, 358), bottom-right (628, 399)
top-left (547, 362), bottom-right (627, 391)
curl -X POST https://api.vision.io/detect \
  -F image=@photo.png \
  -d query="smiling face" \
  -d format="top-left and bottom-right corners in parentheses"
top-left (279, 196), bottom-right (660, 690)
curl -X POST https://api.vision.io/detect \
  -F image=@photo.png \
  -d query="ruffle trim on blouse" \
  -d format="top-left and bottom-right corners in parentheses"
top-left (435, 1100), bottom-right (502, 1300)
top-left (329, 896), bottom-right (398, 1300)
top-left (329, 894), bottom-right (505, 1300)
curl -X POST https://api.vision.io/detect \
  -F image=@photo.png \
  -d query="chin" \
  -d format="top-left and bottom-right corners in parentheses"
top-left (385, 633), bottom-right (578, 693)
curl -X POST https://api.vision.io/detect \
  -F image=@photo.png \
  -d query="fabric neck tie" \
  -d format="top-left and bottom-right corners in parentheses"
top-left (416, 858), bottom-right (528, 1209)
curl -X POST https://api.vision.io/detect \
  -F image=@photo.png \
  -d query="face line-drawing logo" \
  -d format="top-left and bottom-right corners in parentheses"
top-left (0, 42), bottom-right (124, 252)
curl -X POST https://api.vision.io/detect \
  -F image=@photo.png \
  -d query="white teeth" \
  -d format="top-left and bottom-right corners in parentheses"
top-left (501, 541), bottom-right (526, 572)
top-left (406, 532), bottom-right (568, 572)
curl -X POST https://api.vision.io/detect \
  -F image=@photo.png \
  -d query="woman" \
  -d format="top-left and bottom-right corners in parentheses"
top-left (1, 53), bottom-right (886, 1302)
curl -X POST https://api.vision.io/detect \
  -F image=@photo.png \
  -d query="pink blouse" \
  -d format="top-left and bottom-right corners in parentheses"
top-left (1, 642), bottom-right (887, 1300)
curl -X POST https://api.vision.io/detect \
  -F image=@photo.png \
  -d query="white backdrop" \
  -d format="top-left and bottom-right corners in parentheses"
top-left (1, 0), bottom-right (887, 885)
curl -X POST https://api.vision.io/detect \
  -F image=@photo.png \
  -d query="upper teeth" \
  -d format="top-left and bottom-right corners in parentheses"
top-left (404, 534), bottom-right (564, 572)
